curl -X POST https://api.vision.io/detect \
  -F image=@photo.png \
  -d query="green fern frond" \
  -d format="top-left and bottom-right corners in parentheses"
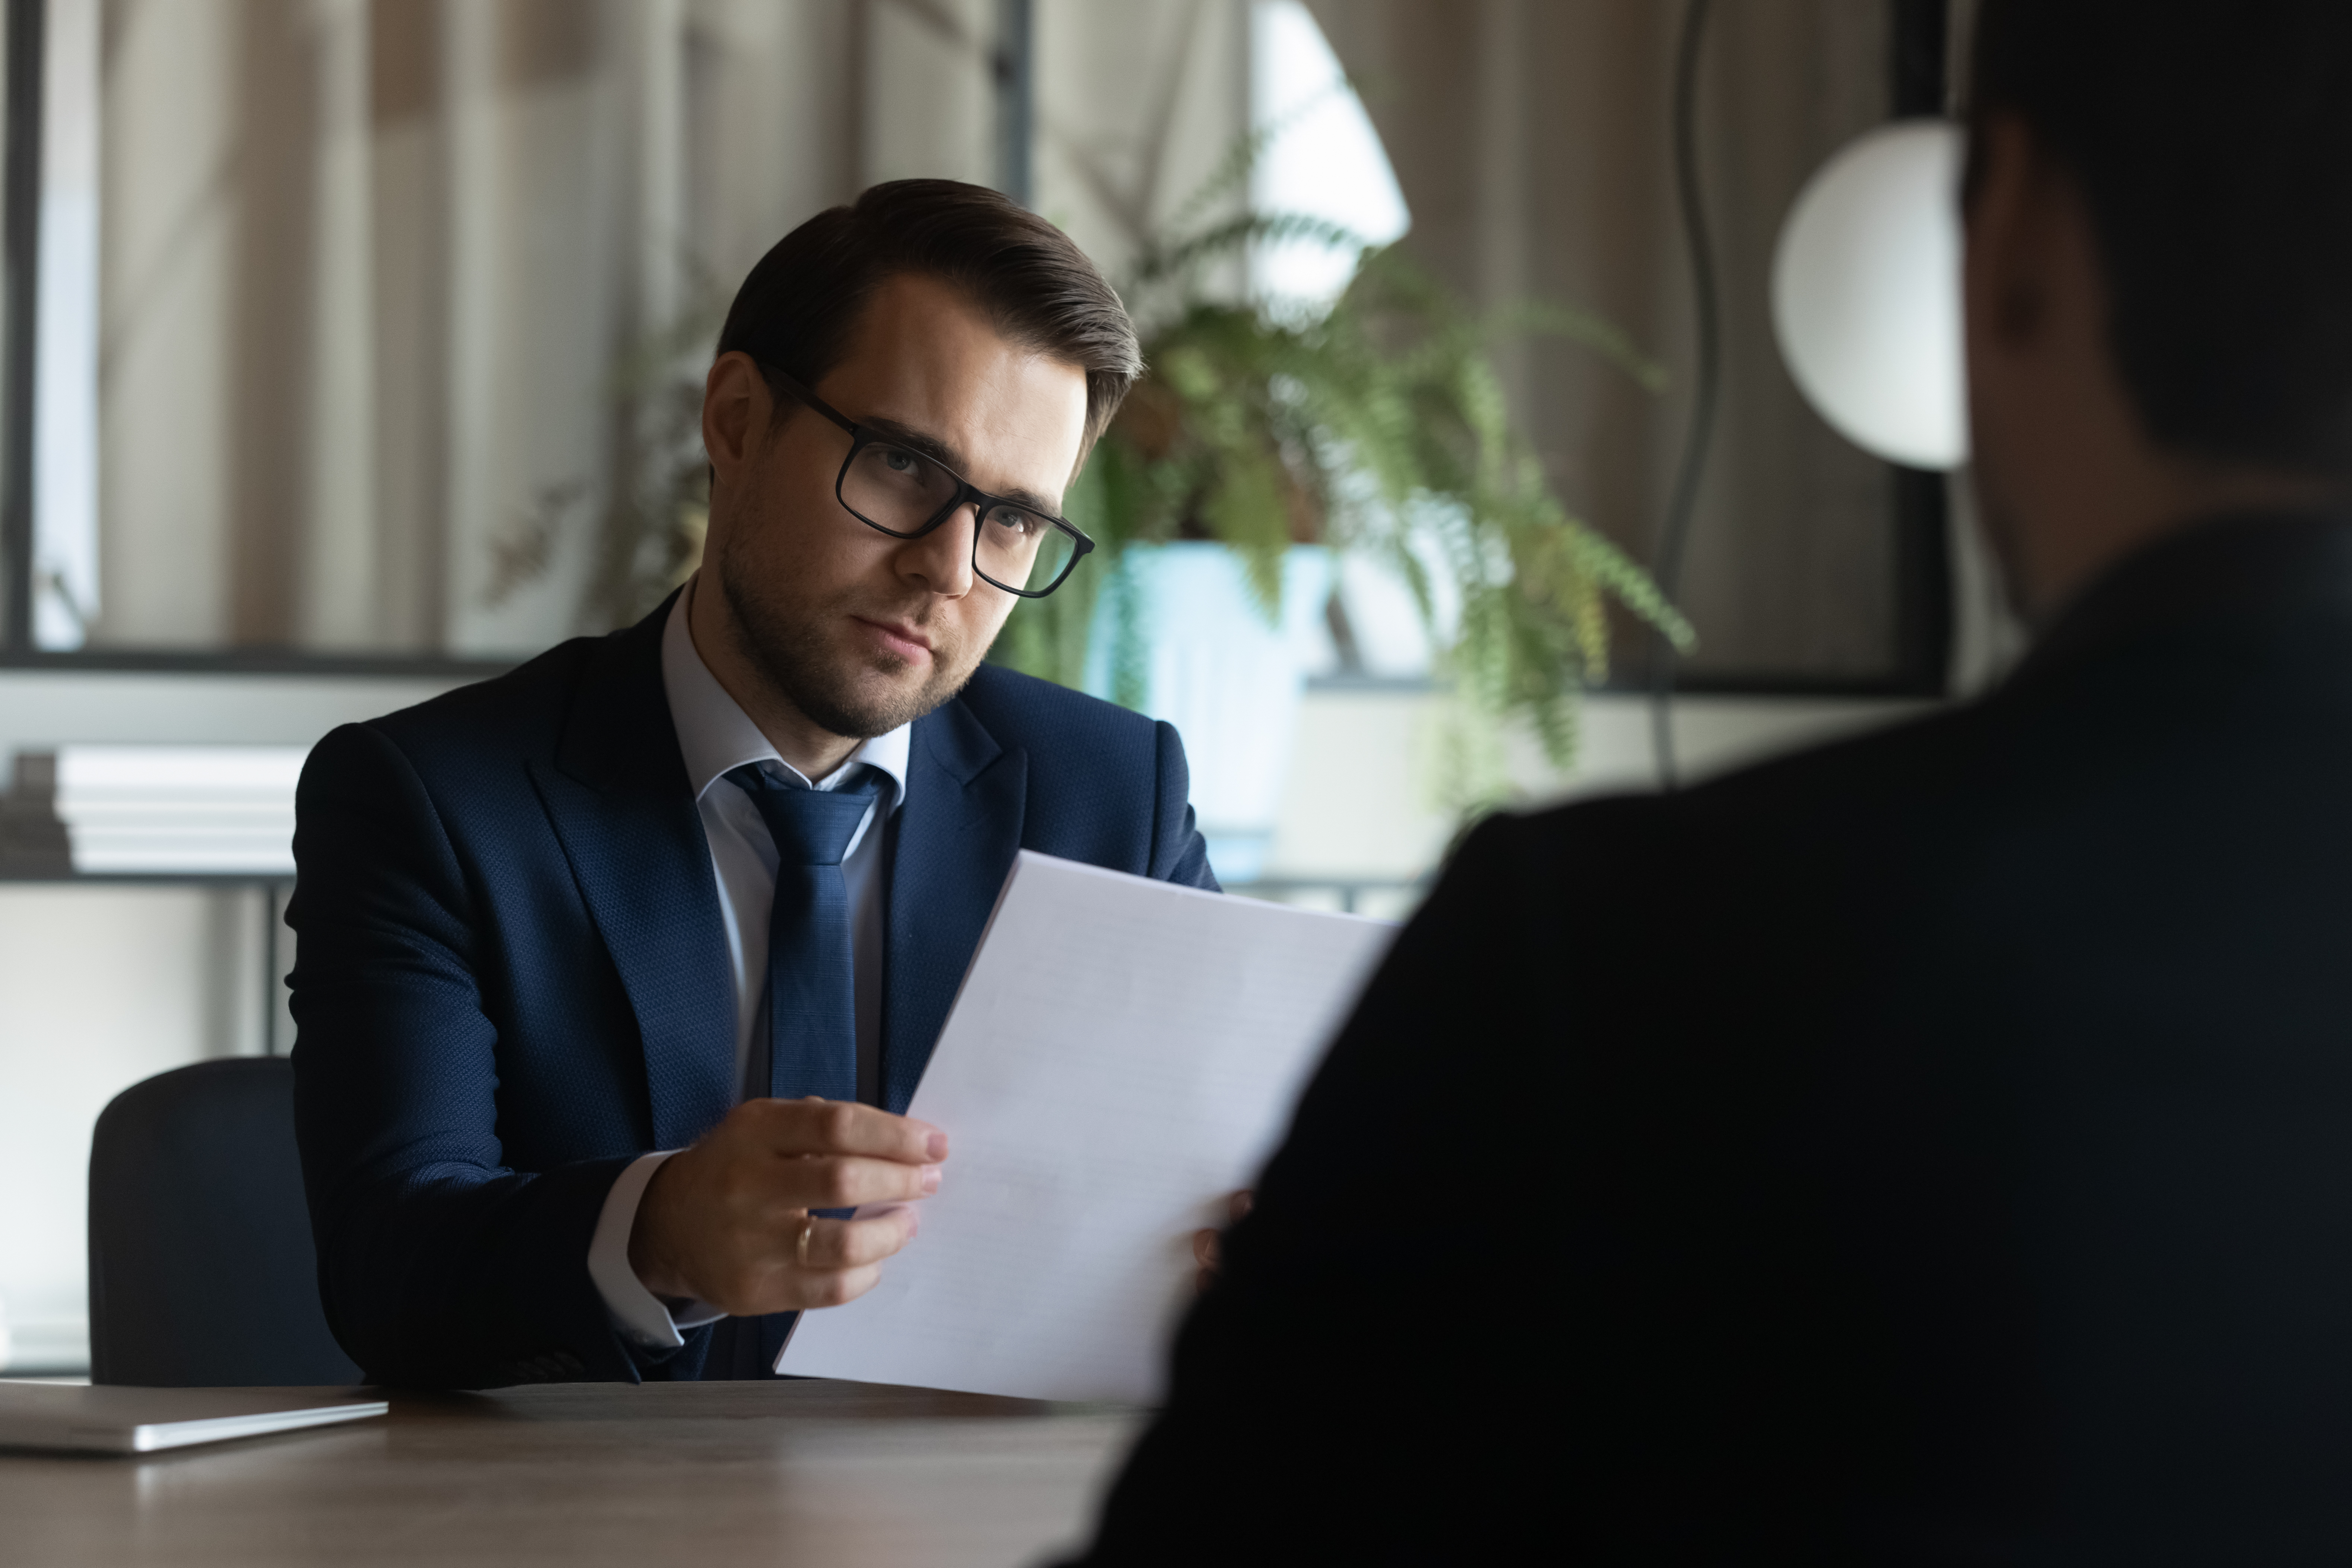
top-left (995, 142), bottom-right (1694, 787)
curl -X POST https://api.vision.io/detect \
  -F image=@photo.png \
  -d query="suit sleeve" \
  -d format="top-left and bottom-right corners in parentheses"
top-left (1146, 718), bottom-right (1220, 891)
top-left (1068, 812), bottom-right (1557, 1563)
top-left (288, 722), bottom-right (656, 1387)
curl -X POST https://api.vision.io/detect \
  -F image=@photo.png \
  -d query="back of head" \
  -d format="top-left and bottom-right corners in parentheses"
top-left (1970, 1), bottom-right (2352, 478)
top-left (717, 180), bottom-right (1142, 465)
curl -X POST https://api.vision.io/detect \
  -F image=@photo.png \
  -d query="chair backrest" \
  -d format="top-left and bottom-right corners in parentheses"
top-left (88, 1057), bottom-right (361, 1386)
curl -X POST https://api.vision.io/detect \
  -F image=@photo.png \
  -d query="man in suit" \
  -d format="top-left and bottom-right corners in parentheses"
top-left (290, 181), bottom-right (1215, 1388)
top-left (1076, 3), bottom-right (2352, 1561)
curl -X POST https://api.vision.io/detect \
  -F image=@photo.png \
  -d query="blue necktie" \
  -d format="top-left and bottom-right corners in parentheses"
top-left (727, 764), bottom-right (878, 1104)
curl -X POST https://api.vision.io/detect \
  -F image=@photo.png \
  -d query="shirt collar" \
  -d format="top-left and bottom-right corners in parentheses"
top-left (661, 577), bottom-right (912, 809)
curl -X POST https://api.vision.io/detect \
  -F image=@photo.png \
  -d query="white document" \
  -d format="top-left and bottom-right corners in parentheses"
top-left (778, 850), bottom-right (1395, 1402)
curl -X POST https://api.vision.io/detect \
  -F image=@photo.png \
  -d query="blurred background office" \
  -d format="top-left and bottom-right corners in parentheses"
top-left (0, 0), bottom-right (2002, 1377)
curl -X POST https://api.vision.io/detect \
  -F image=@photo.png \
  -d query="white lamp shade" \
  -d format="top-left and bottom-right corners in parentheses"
top-left (1771, 118), bottom-right (1969, 471)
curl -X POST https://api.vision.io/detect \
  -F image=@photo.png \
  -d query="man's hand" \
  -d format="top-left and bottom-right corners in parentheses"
top-left (1192, 1190), bottom-right (1253, 1294)
top-left (629, 1097), bottom-right (946, 1317)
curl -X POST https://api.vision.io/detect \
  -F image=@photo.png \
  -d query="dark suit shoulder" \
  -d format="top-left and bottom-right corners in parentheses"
top-left (1672, 697), bottom-right (1998, 822)
top-left (938, 661), bottom-right (1211, 887)
top-left (1484, 699), bottom-right (1988, 875)
top-left (360, 633), bottom-right (606, 767)
top-left (953, 661), bottom-right (1161, 755)
top-left (1459, 699), bottom-right (2017, 989)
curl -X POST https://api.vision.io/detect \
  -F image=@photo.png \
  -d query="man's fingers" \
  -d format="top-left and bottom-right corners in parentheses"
top-left (700, 1211), bottom-right (917, 1316)
top-left (741, 1096), bottom-right (948, 1166)
top-left (1190, 1194), bottom-right (1249, 1279)
top-left (645, 1104), bottom-right (944, 1315)
top-left (796, 1262), bottom-right (887, 1310)
top-left (800, 1206), bottom-right (920, 1272)
top-left (761, 1152), bottom-right (942, 1214)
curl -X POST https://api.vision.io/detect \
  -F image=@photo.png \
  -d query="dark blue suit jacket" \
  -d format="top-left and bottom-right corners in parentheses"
top-left (288, 595), bottom-right (1215, 1387)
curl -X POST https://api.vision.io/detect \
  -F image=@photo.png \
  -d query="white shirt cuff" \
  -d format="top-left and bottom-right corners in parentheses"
top-left (588, 1150), bottom-right (727, 1350)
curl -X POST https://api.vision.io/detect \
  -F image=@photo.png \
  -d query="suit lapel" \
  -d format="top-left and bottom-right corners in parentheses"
top-left (530, 599), bottom-right (738, 1150)
top-left (882, 698), bottom-right (1026, 1114)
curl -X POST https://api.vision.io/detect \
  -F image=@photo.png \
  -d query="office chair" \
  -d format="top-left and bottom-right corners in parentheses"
top-left (87, 1057), bottom-right (362, 1386)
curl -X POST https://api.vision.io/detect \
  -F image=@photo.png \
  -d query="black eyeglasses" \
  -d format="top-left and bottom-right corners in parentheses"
top-left (760, 365), bottom-right (1095, 599)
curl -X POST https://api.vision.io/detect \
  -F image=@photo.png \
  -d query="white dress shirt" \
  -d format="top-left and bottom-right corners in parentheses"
top-left (586, 579), bottom-right (912, 1349)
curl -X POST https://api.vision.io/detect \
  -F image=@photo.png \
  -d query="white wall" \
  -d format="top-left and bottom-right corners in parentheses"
top-left (0, 884), bottom-right (266, 1369)
top-left (0, 668), bottom-right (466, 1371)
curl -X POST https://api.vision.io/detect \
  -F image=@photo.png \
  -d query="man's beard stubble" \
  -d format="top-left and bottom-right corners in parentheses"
top-left (715, 541), bottom-right (981, 740)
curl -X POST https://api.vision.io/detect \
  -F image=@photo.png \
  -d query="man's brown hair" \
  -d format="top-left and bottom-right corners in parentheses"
top-left (717, 180), bottom-right (1142, 469)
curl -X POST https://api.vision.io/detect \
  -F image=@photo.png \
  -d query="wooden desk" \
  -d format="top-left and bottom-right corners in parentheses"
top-left (0, 1381), bottom-right (1142, 1567)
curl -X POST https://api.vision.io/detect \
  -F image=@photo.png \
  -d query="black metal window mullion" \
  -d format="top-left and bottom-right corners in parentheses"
top-left (1887, 0), bottom-right (1955, 699)
top-left (995, 0), bottom-right (1034, 209)
top-left (2, 0), bottom-right (42, 660)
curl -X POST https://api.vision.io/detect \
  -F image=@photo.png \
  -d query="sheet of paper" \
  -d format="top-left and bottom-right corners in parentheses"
top-left (778, 849), bottom-right (1395, 1402)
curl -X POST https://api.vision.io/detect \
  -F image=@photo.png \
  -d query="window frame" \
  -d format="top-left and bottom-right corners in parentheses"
top-left (0, 0), bottom-right (1041, 680)
top-left (0, 0), bottom-right (1949, 696)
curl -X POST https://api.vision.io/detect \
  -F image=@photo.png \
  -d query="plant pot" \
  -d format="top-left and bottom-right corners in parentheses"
top-left (1082, 543), bottom-right (1332, 884)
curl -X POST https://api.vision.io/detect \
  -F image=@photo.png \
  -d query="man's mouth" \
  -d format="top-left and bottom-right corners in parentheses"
top-left (852, 616), bottom-right (936, 662)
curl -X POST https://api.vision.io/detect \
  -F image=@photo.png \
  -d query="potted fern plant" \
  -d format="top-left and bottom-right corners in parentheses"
top-left (987, 217), bottom-right (1692, 873)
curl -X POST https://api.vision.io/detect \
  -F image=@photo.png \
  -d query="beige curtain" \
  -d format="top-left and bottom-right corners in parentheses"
top-left (1305, 0), bottom-right (1905, 681)
top-left (78, 0), bottom-right (1254, 655)
top-left (84, 0), bottom-right (1938, 674)
top-left (1034, 0), bottom-right (1247, 298)
top-left (88, 0), bottom-right (994, 654)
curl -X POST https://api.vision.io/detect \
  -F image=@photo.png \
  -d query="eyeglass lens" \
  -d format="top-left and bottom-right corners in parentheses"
top-left (841, 439), bottom-right (1079, 593)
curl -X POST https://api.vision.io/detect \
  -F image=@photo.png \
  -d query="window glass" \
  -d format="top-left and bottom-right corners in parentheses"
top-left (34, 0), bottom-right (999, 656)
top-left (1309, 0), bottom-right (1939, 687)
top-left (21, 0), bottom-right (1949, 688)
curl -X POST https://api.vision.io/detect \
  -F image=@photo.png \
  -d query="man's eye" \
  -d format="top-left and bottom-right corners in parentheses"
top-left (881, 448), bottom-right (919, 474)
top-left (988, 507), bottom-right (1039, 536)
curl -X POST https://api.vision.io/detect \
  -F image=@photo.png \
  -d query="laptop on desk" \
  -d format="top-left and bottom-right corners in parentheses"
top-left (0, 1382), bottom-right (385, 1454)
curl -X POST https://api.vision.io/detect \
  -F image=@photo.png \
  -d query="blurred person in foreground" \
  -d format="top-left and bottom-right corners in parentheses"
top-left (1075, 3), bottom-right (2352, 1561)
top-left (290, 182), bottom-right (1215, 1387)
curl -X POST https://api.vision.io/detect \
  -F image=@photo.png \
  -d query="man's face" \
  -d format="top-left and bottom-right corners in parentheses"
top-left (704, 272), bottom-right (1089, 739)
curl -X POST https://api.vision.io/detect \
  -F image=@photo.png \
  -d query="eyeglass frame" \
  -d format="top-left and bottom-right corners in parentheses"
top-left (756, 362), bottom-right (1096, 600)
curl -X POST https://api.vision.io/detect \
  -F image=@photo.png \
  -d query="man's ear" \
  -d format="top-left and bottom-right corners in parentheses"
top-left (702, 351), bottom-right (772, 478)
top-left (1966, 115), bottom-right (2052, 348)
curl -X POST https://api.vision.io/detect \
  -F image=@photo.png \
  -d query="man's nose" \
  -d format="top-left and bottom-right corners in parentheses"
top-left (896, 504), bottom-right (977, 597)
